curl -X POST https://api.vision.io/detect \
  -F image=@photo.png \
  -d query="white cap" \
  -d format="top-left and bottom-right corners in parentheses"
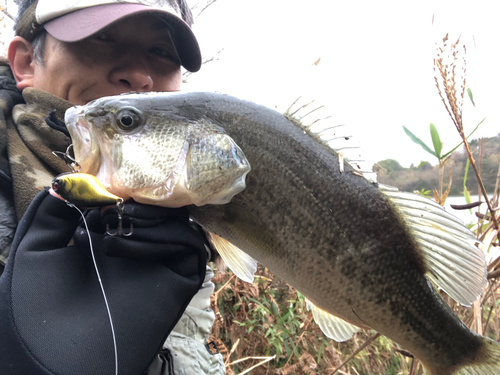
top-left (20, 0), bottom-right (201, 72)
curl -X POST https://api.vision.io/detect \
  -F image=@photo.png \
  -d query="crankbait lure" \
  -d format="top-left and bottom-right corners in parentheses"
top-left (51, 172), bottom-right (132, 237)
top-left (52, 172), bottom-right (122, 207)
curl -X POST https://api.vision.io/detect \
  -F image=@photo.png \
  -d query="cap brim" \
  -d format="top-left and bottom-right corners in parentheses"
top-left (43, 3), bottom-right (201, 72)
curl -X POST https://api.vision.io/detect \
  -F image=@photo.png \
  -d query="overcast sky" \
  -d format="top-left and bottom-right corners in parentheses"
top-left (186, 0), bottom-right (500, 168)
top-left (1, 1), bottom-right (499, 168)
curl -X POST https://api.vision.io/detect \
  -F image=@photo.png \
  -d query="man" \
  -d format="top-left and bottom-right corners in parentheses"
top-left (0, 1), bottom-right (224, 374)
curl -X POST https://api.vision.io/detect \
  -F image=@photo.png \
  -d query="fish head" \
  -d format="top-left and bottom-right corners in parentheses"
top-left (65, 92), bottom-right (251, 207)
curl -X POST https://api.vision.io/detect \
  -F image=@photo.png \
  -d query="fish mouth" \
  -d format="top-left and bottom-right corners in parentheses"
top-left (64, 106), bottom-right (83, 130)
top-left (65, 105), bottom-right (101, 176)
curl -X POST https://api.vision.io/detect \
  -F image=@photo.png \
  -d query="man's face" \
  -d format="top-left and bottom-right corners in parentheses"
top-left (31, 14), bottom-right (183, 105)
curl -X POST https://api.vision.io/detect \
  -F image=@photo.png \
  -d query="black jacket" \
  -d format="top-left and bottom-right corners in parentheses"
top-left (0, 66), bottom-right (208, 375)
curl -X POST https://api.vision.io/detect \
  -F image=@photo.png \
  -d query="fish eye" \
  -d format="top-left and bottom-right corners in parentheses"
top-left (52, 179), bottom-right (60, 191)
top-left (116, 109), bottom-right (142, 131)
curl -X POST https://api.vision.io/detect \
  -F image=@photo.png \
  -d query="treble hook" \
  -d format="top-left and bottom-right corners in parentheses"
top-left (106, 199), bottom-right (133, 237)
top-left (52, 144), bottom-right (81, 173)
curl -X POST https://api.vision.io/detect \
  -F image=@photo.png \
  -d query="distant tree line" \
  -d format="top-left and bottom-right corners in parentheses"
top-left (375, 135), bottom-right (500, 196)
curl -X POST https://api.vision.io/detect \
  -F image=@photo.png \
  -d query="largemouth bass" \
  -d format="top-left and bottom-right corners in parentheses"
top-left (65, 98), bottom-right (250, 207)
top-left (65, 92), bottom-right (500, 375)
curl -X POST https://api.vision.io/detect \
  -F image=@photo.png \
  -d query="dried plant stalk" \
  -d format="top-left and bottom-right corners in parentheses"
top-left (473, 299), bottom-right (483, 335)
top-left (434, 34), bottom-right (500, 241)
top-left (433, 34), bottom-right (466, 132)
top-left (331, 333), bottom-right (381, 374)
top-left (493, 164), bottom-right (500, 206)
top-left (477, 139), bottom-right (484, 237)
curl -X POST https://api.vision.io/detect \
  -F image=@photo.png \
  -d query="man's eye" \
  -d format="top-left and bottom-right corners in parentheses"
top-left (150, 47), bottom-right (178, 62)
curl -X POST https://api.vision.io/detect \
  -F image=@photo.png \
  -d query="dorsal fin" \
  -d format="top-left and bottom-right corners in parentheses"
top-left (379, 184), bottom-right (487, 307)
top-left (205, 232), bottom-right (257, 283)
top-left (284, 100), bottom-right (377, 182)
top-left (306, 299), bottom-right (361, 342)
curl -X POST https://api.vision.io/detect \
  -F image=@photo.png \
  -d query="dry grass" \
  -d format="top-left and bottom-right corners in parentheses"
top-left (434, 34), bottom-right (500, 238)
top-left (211, 266), bottom-right (422, 375)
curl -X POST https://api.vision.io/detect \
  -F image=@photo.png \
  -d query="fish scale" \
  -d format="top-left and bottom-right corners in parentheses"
top-left (117, 120), bottom-right (187, 189)
top-left (65, 91), bottom-right (500, 375)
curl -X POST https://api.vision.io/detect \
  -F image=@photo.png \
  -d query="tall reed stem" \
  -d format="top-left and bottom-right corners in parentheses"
top-left (434, 34), bottom-right (500, 241)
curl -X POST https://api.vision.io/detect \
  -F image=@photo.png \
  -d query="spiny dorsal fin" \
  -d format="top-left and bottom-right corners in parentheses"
top-left (205, 232), bottom-right (257, 283)
top-left (379, 184), bottom-right (487, 307)
top-left (283, 100), bottom-right (377, 182)
top-left (306, 299), bottom-right (360, 342)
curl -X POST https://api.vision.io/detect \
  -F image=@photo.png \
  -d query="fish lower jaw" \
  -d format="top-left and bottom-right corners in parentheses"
top-left (130, 191), bottom-right (195, 208)
top-left (109, 182), bottom-right (195, 208)
top-left (111, 171), bottom-right (248, 208)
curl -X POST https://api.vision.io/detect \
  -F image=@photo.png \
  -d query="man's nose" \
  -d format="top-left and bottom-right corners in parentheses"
top-left (109, 55), bottom-right (154, 92)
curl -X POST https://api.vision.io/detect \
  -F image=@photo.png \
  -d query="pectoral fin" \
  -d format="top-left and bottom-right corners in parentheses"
top-left (380, 184), bottom-right (487, 307)
top-left (205, 231), bottom-right (258, 283)
top-left (306, 299), bottom-right (361, 342)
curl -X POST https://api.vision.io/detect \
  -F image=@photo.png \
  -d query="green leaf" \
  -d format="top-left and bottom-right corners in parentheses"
top-left (271, 302), bottom-right (279, 316)
top-left (467, 86), bottom-right (475, 107)
top-left (293, 339), bottom-right (301, 359)
top-left (464, 185), bottom-right (472, 205)
top-left (441, 118), bottom-right (486, 159)
top-left (274, 343), bottom-right (283, 359)
top-left (464, 187), bottom-right (472, 215)
top-left (416, 188), bottom-right (432, 198)
top-left (430, 123), bottom-right (442, 159)
top-left (284, 339), bottom-right (291, 357)
top-left (463, 158), bottom-right (470, 188)
top-left (441, 141), bottom-right (464, 160)
top-left (277, 311), bottom-right (291, 326)
top-left (318, 343), bottom-right (326, 363)
top-left (250, 298), bottom-right (271, 314)
top-left (403, 126), bottom-right (436, 157)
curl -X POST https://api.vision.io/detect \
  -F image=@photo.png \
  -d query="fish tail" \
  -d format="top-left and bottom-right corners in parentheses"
top-left (432, 337), bottom-right (500, 375)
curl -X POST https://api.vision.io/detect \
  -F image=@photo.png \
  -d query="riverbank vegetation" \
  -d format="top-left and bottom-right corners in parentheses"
top-left (376, 135), bottom-right (500, 196)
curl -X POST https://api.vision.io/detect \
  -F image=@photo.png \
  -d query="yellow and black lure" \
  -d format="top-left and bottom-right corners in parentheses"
top-left (52, 172), bottom-right (131, 237)
top-left (51, 172), bottom-right (122, 208)
top-left (52, 146), bottom-right (131, 237)
top-left (52, 144), bottom-right (121, 207)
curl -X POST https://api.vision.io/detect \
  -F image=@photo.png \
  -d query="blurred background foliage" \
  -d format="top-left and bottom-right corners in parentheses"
top-left (210, 266), bottom-right (423, 375)
top-left (376, 135), bottom-right (500, 196)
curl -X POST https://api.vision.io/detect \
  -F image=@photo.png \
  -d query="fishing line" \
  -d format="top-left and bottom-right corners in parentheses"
top-left (67, 202), bottom-right (118, 375)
